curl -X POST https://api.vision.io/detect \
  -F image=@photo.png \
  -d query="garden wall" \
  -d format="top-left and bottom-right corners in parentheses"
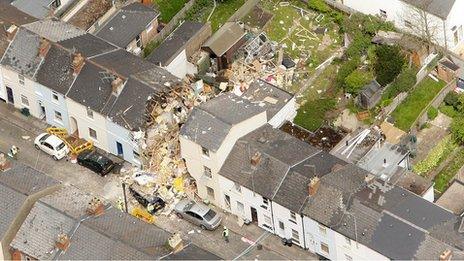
top-left (383, 92), bottom-right (408, 116)
top-left (415, 80), bottom-right (455, 128)
top-left (227, 0), bottom-right (260, 22)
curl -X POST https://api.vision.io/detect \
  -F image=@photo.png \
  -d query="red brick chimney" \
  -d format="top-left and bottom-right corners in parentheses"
top-left (87, 197), bottom-right (105, 216)
top-left (439, 249), bottom-right (452, 261)
top-left (38, 39), bottom-right (51, 58)
top-left (111, 77), bottom-right (124, 94)
top-left (72, 53), bottom-right (85, 76)
top-left (55, 234), bottom-right (70, 251)
top-left (251, 151), bottom-right (261, 166)
top-left (0, 153), bottom-right (11, 172)
top-left (6, 25), bottom-right (18, 41)
top-left (308, 177), bottom-right (320, 196)
top-left (141, 0), bottom-right (152, 6)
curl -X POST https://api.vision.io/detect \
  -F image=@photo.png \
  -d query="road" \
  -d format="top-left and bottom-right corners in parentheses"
top-left (0, 103), bottom-right (316, 260)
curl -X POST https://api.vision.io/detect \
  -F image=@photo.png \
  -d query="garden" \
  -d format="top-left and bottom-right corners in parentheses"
top-left (185, 0), bottom-right (246, 31)
top-left (153, 0), bottom-right (189, 23)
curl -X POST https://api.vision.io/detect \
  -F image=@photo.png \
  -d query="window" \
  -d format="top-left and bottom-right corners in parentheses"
top-left (203, 166), bottom-right (212, 178)
top-left (133, 150), bottom-right (140, 161)
top-left (319, 225), bottom-right (327, 236)
top-left (264, 215), bottom-right (272, 225)
top-left (20, 95), bottom-right (29, 106)
top-left (237, 201), bottom-right (244, 214)
top-left (321, 242), bottom-right (330, 254)
top-left (18, 75), bottom-right (25, 85)
top-left (234, 182), bottom-right (241, 193)
top-left (344, 254), bottom-right (353, 261)
top-left (86, 107), bottom-right (93, 119)
top-left (224, 194), bottom-right (231, 209)
top-left (52, 92), bottom-right (59, 102)
top-left (51, 0), bottom-right (61, 8)
top-left (404, 20), bottom-right (412, 29)
top-left (289, 211), bottom-right (297, 224)
top-left (345, 236), bottom-right (351, 246)
top-left (54, 111), bottom-right (62, 121)
top-left (89, 128), bottom-right (97, 139)
top-left (202, 146), bottom-right (210, 157)
top-left (291, 229), bottom-right (300, 244)
top-left (379, 9), bottom-right (387, 18)
top-left (206, 186), bottom-right (215, 199)
top-left (279, 221), bottom-right (285, 230)
top-left (146, 22), bottom-right (154, 33)
top-left (136, 35), bottom-right (142, 47)
top-left (262, 197), bottom-right (269, 209)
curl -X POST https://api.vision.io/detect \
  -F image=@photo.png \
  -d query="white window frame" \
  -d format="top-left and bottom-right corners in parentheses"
top-left (319, 224), bottom-right (327, 236)
top-left (20, 94), bottom-right (29, 107)
top-left (54, 110), bottom-right (63, 122)
top-left (202, 146), bottom-right (210, 158)
top-left (234, 182), bottom-right (242, 193)
top-left (18, 74), bottom-right (25, 85)
top-left (289, 211), bottom-right (297, 224)
top-left (321, 242), bottom-right (330, 254)
top-left (86, 107), bottom-right (94, 119)
top-left (89, 127), bottom-right (97, 140)
top-left (291, 229), bottom-right (300, 244)
top-left (146, 22), bottom-right (154, 33)
top-left (204, 166), bottom-right (212, 178)
top-left (206, 186), bottom-right (215, 199)
top-left (52, 91), bottom-right (59, 103)
top-left (237, 201), bottom-right (244, 215)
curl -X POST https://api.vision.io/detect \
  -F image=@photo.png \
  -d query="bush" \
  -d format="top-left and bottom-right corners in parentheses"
top-left (381, 67), bottom-right (417, 102)
top-left (451, 116), bottom-right (464, 145)
top-left (427, 107), bottom-right (438, 120)
top-left (294, 98), bottom-right (337, 131)
top-left (345, 70), bottom-right (372, 94)
top-left (345, 33), bottom-right (371, 57)
top-left (308, 0), bottom-right (330, 13)
top-left (413, 135), bottom-right (456, 175)
top-left (439, 104), bottom-right (460, 118)
top-left (335, 57), bottom-right (360, 89)
top-left (374, 45), bottom-right (405, 86)
top-left (342, 13), bottom-right (395, 36)
top-left (444, 92), bottom-right (460, 108)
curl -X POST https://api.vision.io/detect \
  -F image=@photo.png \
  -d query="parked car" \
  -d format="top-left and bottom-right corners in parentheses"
top-left (129, 184), bottom-right (166, 214)
top-left (34, 133), bottom-right (69, 160)
top-left (174, 199), bottom-right (222, 230)
top-left (77, 150), bottom-right (115, 176)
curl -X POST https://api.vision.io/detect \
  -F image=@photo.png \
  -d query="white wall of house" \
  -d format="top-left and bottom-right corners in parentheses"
top-left (180, 111), bottom-right (267, 205)
top-left (165, 49), bottom-right (197, 79)
top-left (106, 119), bottom-right (141, 166)
top-left (268, 97), bottom-right (297, 128)
top-left (66, 98), bottom-right (110, 152)
top-left (1, 67), bottom-right (42, 118)
top-left (272, 202), bottom-right (305, 248)
top-left (422, 184), bottom-right (435, 202)
top-left (342, 0), bottom-right (464, 52)
top-left (34, 84), bottom-right (70, 130)
top-left (0, 70), bottom-right (5, 102)
top-left (445, 0), bottom-right (464, 54)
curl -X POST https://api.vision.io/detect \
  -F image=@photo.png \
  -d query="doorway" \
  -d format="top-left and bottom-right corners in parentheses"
top-left (250, 207), bottom-right (258, 223)
top-left (6, 87), bottom-right (14, 104)
top-left (69, 116), bottom-right (78, 137)
top-left (39, 101), bottom-right (46, 120)
top-left (116, 142), bottom-right (124, 157)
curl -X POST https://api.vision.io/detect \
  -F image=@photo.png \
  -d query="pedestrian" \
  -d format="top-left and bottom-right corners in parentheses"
top-left (116, 197), bottom-right (124, 211)
top-left (8, 145), bottom-right (19, 160)
top-left (222, 226), bottom-right (229, 243)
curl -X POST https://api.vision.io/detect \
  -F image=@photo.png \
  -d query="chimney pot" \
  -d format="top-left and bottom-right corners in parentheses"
top-left (439, 249), bottom-right (452, 261)
top-left (72, 53), bottom-right (85, 75)
top-left (55, 234), bottom-right (70, 251)
top-left (87, 197), bottom-right (105, 216)
top-left (308, 177), bottom-right (320, 196)
top-left (38, 39), bottom-right (50, 58)
top-left (251, 151), bottom-right (261, 166)
top-left (111, 77), bottom-right (124, 94)
top-left (0, 153), bottom-right (11, 172)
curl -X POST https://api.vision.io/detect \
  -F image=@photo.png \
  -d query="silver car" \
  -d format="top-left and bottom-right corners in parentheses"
top-left (174, 199), bottom-right (222, 230)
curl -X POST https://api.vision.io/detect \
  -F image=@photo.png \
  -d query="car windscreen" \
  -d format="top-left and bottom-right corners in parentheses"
top-left (40, 134), bottom-right (50, 142)
top-left (56, 142), bottom-right (66, 151)
top-left (203, 209), bottom-right (216, 221)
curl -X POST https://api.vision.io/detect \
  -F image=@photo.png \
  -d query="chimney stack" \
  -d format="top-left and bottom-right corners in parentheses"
top-left (111, 77), bottom-right (124, 95)
top-left (55, 234), bottom-right (70, 251)
top-left (308, 177), bottom-right (320, 196)
top-left (251, 151), bottom-right (261, 166)
top-left (72, 53), bottom-right (85, 75)
top-left (167, 232), bottom-right (183, 253)
top-left (439, 249), bottom-right (452, 261)
top-left (0, 153), bottom-right (11, 172)
top-left (38, 39), bottom-right (51, 58)
top-left (87, 197), bottom-right (104, 216)
top-left (141, 0), bottom-right (153, 6)
top-left (6, 25), bottom-right (18, 41)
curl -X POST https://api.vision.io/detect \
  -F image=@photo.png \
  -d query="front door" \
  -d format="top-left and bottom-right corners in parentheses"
top-left (6, 87), bottom-right (14, 104)
top-left (251, 207), bottom-right (258, 223)
top-left (116, 142), bottom-right (123, 156)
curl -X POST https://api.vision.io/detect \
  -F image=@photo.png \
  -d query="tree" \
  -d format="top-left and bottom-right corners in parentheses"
top-left (345, 70), bottom-right (372, 94)
top-left (402, 3), bottom-right (443, 52)
top-left (374, 45), bottom-right (405, 86)
top-left (451, 116), bottom-right (464, 144)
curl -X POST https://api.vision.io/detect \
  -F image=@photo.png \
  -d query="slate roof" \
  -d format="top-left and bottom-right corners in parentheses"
top-left (0, 183), bottom-right (26, 239)
top-left (147, 21), bottom-right (204, 66)
top-left (0, 1), bottom-right (37, 25)
top-left (36, 44), bottom-right (75, 94)
top-left (180, 93), bottom-right (266, 152)
top-left (90, 49), bottom-right (156, 78)
top-left (0, 19), bottom-right (11, 58)
top-left (23, 19), bottom-right (85, 42)
top-left (203, 22), bottom-right (245, 56)
top-left (401, 0), bottom-right (456, 19)
top-left (11, 0), bottom-right (55, 19)
top-left (0, 28), bottom-right (42, 79)
top-left (58, 33), bottom-right (118, 58)
top-left (163, 244), bottom-right (221, 260)
top-left (242, 80), bottom-right (294, 119)
top-left (0, 160), bottom-right (60, 195)
top-left (360, 80), bottom-right (382, 98)
top-left (66, 62), bottom-right (117, 114)
top-left (95, 2), bottom-right (159, 48)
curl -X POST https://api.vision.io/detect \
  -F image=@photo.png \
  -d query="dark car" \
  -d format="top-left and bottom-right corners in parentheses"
top-left (77, 150), bottom-right (115, 176)
top-left (129, 184), bottom-right (166, 214)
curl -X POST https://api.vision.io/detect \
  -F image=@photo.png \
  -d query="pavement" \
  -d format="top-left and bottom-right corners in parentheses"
top-left (0, 102), bottom-right (317, 260)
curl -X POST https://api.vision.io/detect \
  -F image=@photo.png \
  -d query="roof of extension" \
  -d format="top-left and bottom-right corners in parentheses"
top-left (36, 44), bottom-right (76, 94)
top-left (95, 2), bottom-right (159, 48)
top-left (203, 22), bottom-right (245, 57)
top-left (10, 0), bottom-right (55, 19)
top-left (401, 0), bottom-right (456, 19)
top-left (23, 19), bottom-right (86, 42)
top-left (147, 21), bottom-right (204, 66)
top-left (180, 92), bottom-right (266, 152)
top-left (90, 49), bottom-right (156, 78)
top-left (0, 27), bottom-right (42, 79)
top-left (59, 33), bottom-right (118, 58)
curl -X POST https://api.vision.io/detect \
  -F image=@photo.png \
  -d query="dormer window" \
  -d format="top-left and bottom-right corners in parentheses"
top-left (87, 108), bottom-right (94, 119)
top-left (202, 146), bottom-right (210, 157)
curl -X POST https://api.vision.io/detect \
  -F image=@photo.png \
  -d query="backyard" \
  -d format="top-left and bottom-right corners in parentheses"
top-left (391, 77), bottom-right (446, 131)
top-left (154, 0), bottom-right (188, 23)
top-left (186, 0), bottom-right (245, 31)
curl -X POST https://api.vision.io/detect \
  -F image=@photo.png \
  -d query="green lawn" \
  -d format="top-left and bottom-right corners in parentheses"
top-left (154, 0), bottom-right (188, 23)
top-left (434, 146), bottom-right (464, 193)
top-left (391, 77), bottom-right (446, 131)
top-left (187, 0), bottom-right (245, 32)
top-left (294, 98), bottom-right (336, 131)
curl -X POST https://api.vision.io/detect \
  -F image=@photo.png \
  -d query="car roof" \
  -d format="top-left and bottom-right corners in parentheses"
top-left (45, 134), bottom-right (64, 147)
top-left (189, 202), bottom-right (210, 216)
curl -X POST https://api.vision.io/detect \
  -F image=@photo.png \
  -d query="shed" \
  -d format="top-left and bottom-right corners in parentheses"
top-left (358, 80), bottom-right (383, 109)
top-left (202, 22), bottom-right (246, 70)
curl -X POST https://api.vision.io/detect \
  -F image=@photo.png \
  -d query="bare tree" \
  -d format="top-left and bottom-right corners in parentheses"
top-left (401, 2), bottom-right (443, 53)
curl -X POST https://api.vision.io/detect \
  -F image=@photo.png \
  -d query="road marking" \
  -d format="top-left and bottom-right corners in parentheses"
top-left (233, 231), bottom-right (270, 260)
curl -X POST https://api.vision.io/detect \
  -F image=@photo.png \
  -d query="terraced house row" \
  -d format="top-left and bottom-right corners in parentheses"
top-left (0, 17), bottom-right (180, 166)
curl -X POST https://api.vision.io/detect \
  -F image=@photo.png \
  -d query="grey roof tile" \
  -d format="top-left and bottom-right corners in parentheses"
top-left (95, 2), bottom-right (159, 48)
top-left (0, 1), bottom-right (38, 25)
top-left (90, 49), bottom-right (156, 78)
top-left (0, 183), bottom-right (26, 239)
top-left (23, 19), bottom-right (85, 42)
top-left (59, 33), bottom-right (118, 58)
top-left (11, 0), bottom-right (54, 19)
top-left (39, 185), bottom-right (96, 219)
top-left (36, 44), bottom-right (75, 94)
top-left (203, 22), bottom-right (245, 56)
